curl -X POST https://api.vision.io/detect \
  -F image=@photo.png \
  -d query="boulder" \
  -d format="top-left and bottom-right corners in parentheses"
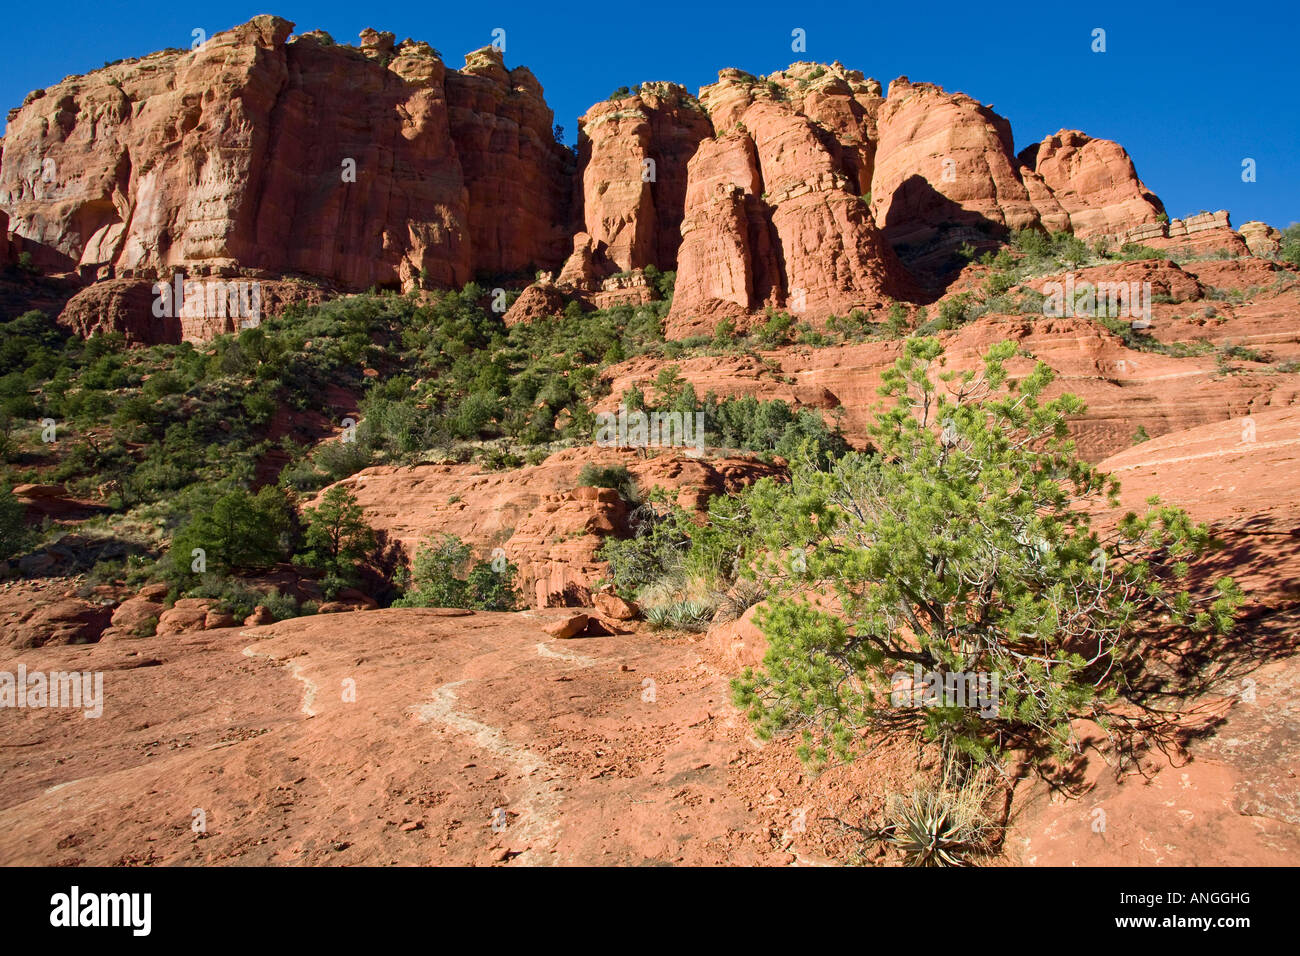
top-left (1239, 221), bottom-right (1283, 258)
top-left (244, 605), bottom-right (275, 626)
top-left (5, 598), bottom-right (114, 648)
top-left (204, 610), bottom-right (238, 629)
top-left (594, 591), bottom-right (640, 621)
top-left (541, 613), bottom-right (589, 639)
top-left (155, 598), bottom-right (215, 636)
top-left (707, 603), bottom-right (767, 668)
top-left (109, 596), bottom-right (164, 637)
top-left (502, 280), bottom-right (569, 327)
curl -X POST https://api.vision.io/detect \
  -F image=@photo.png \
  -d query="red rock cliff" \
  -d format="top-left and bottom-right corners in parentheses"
top-left (666, 65), bottom-right (914, 336)
top-left (1, 20), bottom-right (1203, 342)
top-left (0, 17), bottom-right (574, 291)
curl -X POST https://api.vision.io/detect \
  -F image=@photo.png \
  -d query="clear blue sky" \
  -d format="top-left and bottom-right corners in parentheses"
top-left (3, 0), bottom-right (1295, 228)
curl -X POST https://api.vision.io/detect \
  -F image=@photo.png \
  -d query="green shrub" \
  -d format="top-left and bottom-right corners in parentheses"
top-left (1011, 228), bottom-right (1053, 259)
top-left (0, 486), bottom-right (32, 559)
top-left (576, 463), bottom-right (640, 503)
top-left (1119, 242), bottom-right (1162, 261)
top-left (645, 599), bottom-right (716, 632)
top-left (757, 311), bottom-right (795, 347)
top-left (395, 533), bottom-right (521, 610)
top-left (169, 485), bottom-right (294, 580)
top-left (728, 337), bottom-right (1243, 771)
top-left (295, 485), bottom-right (375, 589)
top-left (884, 303), bottom-right (909, 336)
top-left (1279, 223), bottom-right (1300, 267)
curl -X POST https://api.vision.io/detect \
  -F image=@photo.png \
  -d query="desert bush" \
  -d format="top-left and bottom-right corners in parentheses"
top-left (725, 337), bottom-right (1242, 771)
top-left (1118, 242), bottom-right (1162, 261)
top-left (644, 598), bottom-right (716, 632)
top-left (169, 485), bottom-right (295, 580)
top-left (576, 463), bottom-right (640, 503)
top-left (295, 485), bottom-right (375, 589)
top-left (0, 486), bottom-right (32, 559)
top-left (395, 533), bottom-right (521, 610)
top-left (1279, 223), bottom-right (1300, 267)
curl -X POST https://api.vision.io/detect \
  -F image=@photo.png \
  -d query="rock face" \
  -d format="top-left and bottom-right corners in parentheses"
top-left (1240, 220), bottom-right (1283, 258)
top-left (2, 19), bottom-right (1283, 343)
top-left (1020, 130), bottom-right (1165, 239)
top-left (871, 77), bottom-right (1040, 248)
top-left (869, 81), bottom-right (1168, 253)
top-left (501, 278), bottom-right (568, 327)
top-left (564, 83), bottom-right (711, 282)
top-left (2, 597), bottom-right (113, 648)
top-left (667, 66), bottom-right (914, 336)
top-left (55, 276), bottom-right (332, 344)
top-left (316, 446), bottom-right (784, 609)
top-left (0, 17), bottom-right (573, 297)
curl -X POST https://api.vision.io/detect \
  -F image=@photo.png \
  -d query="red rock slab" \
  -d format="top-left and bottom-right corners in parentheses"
top-left (1010, 410), bottom-right (1300, 864)
top-left (0, 609), bottom-right (791, 865)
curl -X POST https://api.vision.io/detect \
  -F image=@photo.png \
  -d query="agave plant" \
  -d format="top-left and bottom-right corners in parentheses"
top-left (672, 599), bottom-right (716, 632)
top-left (887, 791), bottom-right (981, 867)
top-left (645, 604), bottom-right (674, 629)
top-left (644, 599), bottom-right (717, 632)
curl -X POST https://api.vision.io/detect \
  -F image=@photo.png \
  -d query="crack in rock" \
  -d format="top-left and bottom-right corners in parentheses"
top-left (410, 680), bottom-right (562, 865)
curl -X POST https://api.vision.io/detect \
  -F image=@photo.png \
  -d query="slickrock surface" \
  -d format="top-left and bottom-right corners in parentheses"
top-left (0, 609), bottom-right (866, 865)
top-left (4, 409), bottom-right (1298, 865)
top-left (1008, 409), bottom-right (1300, 865)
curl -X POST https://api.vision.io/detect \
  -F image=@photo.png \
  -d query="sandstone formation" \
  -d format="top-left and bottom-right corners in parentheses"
top-left (667, 65), bottom-right (915, 335)
top-left (315, 446), bottom-right (784, 609)
top-left (1, 595), bottom-right (113, 648)
top-left (1019, 129), bottom-right (1165, 239)
top-left (871, 77), bottom-right (1040, 248)
top-left (7, 404), bottom-right (1299, 866)
top-left (501, 278), bottom-right (569, 327)
top-left (1010, 408), bottom-right (1300, 865)
top-left (564, 83), bottom-right (711, 280)
top-left (1240, 220), bottom-right (1283, 258)
top-left (55, 275), bottom-right (332, 343)
top-left (2, 17), bottom-right (1288, 345)
top-left (0, 17), bottom-right (572, 298)
top-left (600, 258), bottom-right (1300, 463)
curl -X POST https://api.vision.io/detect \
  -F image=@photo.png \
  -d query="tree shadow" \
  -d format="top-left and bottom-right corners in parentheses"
top-left (1018, 522), bottom-right (1300, 797)
top-left (362, 529), bottom-right (408, 606)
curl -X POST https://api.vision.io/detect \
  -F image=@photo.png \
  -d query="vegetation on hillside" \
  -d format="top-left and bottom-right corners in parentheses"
top-left (602, 337), bottom-right (1244, 861)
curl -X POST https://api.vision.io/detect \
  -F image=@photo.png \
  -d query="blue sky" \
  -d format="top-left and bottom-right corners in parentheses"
top-left (3, 0), bottom-right (1295, 228)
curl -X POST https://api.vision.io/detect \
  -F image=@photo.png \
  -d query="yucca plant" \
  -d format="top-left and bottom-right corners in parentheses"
top-left (673, 599), bottom-right (716, 631)
top-left (645, 604), bottom-right (674, 629)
